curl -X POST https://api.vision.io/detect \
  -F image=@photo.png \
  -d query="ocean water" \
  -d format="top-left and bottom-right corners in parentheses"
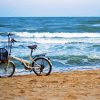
top-left (0, 17), bottom-right (100, 75)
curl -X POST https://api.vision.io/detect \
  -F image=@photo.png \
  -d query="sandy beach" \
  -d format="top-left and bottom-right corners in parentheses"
top-left (0, 70), bottom-right (100, 100)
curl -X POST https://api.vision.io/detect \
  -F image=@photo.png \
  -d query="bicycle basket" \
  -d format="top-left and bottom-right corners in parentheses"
top-left (0, 48), bottom-right (8, 62)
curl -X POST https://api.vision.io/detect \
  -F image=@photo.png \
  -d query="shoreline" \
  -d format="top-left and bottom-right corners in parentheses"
top-left (0, 69), bottom-right (100, 100)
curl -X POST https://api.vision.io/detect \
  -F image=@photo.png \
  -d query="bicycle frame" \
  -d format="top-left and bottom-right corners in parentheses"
top-left (11, 51), bottom-right (49, 71)
top-left (11, 57), bottom-right (46, 72)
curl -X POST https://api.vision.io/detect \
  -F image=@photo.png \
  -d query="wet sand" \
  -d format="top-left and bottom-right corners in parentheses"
top-left (0, 70), bottom-right (100, 100)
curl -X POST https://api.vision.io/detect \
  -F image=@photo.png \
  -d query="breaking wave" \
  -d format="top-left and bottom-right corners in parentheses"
top-left (12, 32), bottom-right (100, 38)
top-left (50, 55), bottom-right (100, 66)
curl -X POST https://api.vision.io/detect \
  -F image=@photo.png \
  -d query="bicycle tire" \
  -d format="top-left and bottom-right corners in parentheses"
top-left (32, 57), bottom-right (52, 76)
top-left (0, 61), bottom-right (15, 77)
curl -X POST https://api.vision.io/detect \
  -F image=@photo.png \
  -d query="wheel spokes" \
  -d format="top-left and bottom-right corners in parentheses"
top-left (33, 58), bottom-right (51, 76)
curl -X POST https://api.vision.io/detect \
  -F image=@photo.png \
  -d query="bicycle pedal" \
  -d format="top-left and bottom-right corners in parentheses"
top-left (30, 70), bottom-right (32, 72)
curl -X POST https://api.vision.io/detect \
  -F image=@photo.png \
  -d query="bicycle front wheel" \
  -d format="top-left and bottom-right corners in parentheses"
top-left (32, 57), bottom-right (52, 76)
top-left (0, 61), bottom-right (15, 78)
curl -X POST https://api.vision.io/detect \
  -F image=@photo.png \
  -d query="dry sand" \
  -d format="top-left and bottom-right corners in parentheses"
top-left (0, 70), bottom-right (100, 100)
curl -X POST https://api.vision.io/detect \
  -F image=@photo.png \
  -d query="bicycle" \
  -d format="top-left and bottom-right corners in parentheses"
top-left (0, 33), bottom-right (52, 77)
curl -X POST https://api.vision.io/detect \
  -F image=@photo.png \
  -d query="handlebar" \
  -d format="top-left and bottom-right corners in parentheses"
top-left (8, 33), bottom-right (17, 43)
top-left (8, 33), bottom-right (14, 36)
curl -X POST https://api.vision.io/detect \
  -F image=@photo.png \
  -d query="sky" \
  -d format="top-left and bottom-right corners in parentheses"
top-left (0, 0), bottom-right (100, 17)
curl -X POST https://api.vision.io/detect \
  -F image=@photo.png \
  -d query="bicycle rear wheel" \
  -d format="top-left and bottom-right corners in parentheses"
top-left (0, 61), bottom-right (15, 78)
top-left (32, 57), bottom-right (52, 76)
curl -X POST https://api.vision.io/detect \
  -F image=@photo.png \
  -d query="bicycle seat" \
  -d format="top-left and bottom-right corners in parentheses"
top-left (28, 45), bottom-right (37, 50)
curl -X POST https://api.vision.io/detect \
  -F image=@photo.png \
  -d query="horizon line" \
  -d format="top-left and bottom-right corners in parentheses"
top-left (0, 16), bottom-right (100, 17)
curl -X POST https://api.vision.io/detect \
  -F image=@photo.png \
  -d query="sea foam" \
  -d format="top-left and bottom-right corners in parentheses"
top-left (13, 32), bottom-right (100, 38)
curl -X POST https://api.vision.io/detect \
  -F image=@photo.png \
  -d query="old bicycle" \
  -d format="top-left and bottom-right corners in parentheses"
top-left (0, 33), bottom-right (52, 77)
